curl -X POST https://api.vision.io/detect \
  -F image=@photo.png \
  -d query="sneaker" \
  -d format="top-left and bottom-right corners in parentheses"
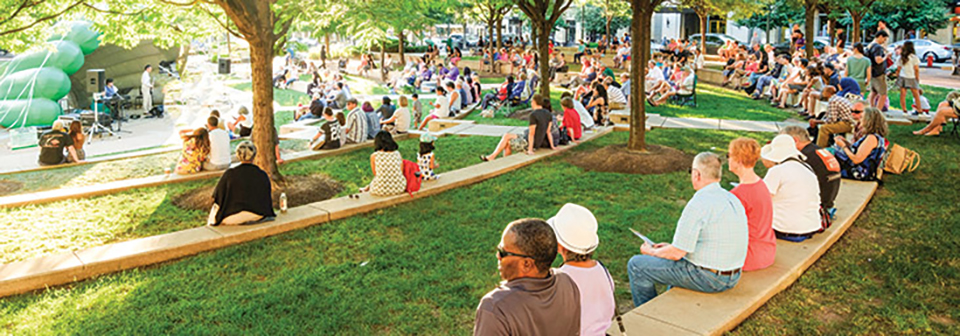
top-left (828, 207), bottom-right (837, 220)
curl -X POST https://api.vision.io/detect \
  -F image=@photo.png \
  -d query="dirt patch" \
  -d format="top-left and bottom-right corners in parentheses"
top-left (0, 179), bottom-right (23, 196)
top-left (930, 315), bottom-right (956, 326)
top-left (567, 144), bottom-right (693, 175)
top-left (172, 174), bottom-right (344, 211)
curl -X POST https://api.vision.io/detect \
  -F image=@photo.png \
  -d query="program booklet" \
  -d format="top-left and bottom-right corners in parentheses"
top-left (629, 228), bottom-right (655, 245)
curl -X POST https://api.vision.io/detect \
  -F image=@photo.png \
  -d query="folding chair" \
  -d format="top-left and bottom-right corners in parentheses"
top-left (670, 76), bottom-right (697, 107)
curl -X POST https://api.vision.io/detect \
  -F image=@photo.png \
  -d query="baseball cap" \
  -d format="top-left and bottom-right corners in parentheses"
top-left (547, 203), bottom-right (599, 255)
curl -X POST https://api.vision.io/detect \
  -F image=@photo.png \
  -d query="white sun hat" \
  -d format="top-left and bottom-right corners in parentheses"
top-left (761, 134), bottom-right (802, 163)
top-left (547, 203), bottom-right (600, 255)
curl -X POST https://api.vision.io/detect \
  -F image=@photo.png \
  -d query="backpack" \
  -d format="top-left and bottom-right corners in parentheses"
top-left (402, 159), bottom-right (421, 197)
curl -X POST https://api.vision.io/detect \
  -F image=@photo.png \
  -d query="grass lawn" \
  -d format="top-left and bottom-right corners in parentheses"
top-left (648, 84), bottom-right (796, 122)
top-left (886, 84), bottom-right (954, 112)
top-left (0, 135), bottom-right (498, 264)
top-left (0, 129), bottom-right (775, 334)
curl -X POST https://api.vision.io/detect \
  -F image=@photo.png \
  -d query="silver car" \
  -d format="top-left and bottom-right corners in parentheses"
top-left (888, 39), bottom-right (954, 62)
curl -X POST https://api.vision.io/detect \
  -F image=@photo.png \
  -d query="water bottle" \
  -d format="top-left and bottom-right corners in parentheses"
top-left (280, 192), bottom-right (288, 213)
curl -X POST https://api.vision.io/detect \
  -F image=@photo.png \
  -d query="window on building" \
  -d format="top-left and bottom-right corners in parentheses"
top-left (709, 16), bottom-right (726, 34)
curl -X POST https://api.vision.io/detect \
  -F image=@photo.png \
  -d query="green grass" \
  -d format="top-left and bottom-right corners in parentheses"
top-left (886, 84), bottom-right (954, 112)
top-left (649, 84), bottom-right (796, 122)
top-left (0, 135), bottom-right (498, 264)
top-left (0, 129), bottom-right (779, 334)
top-left (479, 77), bottom-right (505, 85)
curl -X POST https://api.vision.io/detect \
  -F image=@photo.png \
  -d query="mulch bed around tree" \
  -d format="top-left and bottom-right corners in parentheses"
top-left (0, 179), bottom-right (23, 196)
top-left (506, 108), bottom-right (534, 121)
top-left (172, 174), bottom-right (344, 211)
top-left (567, 144), bottom-right (692, 175)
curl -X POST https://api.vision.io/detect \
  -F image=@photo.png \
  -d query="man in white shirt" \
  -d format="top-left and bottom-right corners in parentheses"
top-left (760, 134), bottom-right (822, 242)
top-left (644, 61), bottom-right (665, 94)
top-left (548, 203), bottom-right (615, 336)
top-left (604, 77), bottom-right (627, 105)
top-left (204, 115), bottom-right (232, 171)
top-left (141, 64), bottom-right (154, 115)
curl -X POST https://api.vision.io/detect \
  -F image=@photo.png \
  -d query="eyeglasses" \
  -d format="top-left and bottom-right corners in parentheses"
top-left (851, 109), bottom-right (864, 114)
top-left (497, 247), bottom-right (533, 260)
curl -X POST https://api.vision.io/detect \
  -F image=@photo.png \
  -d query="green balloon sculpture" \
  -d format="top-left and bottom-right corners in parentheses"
top-left (0, 21), bottom-right (101, 128)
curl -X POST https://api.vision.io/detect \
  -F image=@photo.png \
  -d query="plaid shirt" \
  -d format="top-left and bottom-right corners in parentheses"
top-left (825, 95), bottom-right (853, 124)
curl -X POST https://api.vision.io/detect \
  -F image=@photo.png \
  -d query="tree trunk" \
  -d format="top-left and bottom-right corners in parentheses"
top-left (698, 12), bottom-right (707, 55)
top-left (380, 40), bottom-right (387, 82)
top-left (627, 2), bottom-right (652, 152)
top-left (226, 32), bottom-right (232, 57)
top-left (828, 19), bottom-right (835, 46)
top-left (805, 4), bottom-right (816, 60)
top-left (177, 44), bottom-right (191, 79)
top-left (606, 16), bottom-right (612, 44)
top-left (398, 32), bottom-right (405, 67)
top-left (248, 37), bottom-right (282, 182)
top-left (851, 12), bottom-right (862, 44)
top-left (496, 19), bottom-right (503, 50)
top-left (537, 22), bottom-right (552, 99)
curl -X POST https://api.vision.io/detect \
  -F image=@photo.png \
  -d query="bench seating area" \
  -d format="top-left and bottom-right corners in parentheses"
top-left (0, 129), bottom-right (611, 298)
top-left (607, 180), bottom-right (878, 336)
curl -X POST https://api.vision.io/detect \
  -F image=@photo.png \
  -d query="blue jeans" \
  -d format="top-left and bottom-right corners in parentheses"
top-left (747, 73), bottom-right (763, 87)
top-left (755, 76), bottom-right (774, 97)
top-left (627, 255), bottom-right (741, 307)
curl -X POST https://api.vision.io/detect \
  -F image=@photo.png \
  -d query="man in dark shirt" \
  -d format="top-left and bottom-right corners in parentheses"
top-left (311, 107), bottom-right (341, 150)
top-left (375, 96), bottom-right (395, 121)
top-left (781, 125), bottom-right (841, 211)
top-left (38, 120), bottom-right (80, 165)
top-left (480, 94), bottom-right (556, 161)
top-left (474, 218), bottom-right (581, 335)
top-left (866, 31), bottom-right (889, 110)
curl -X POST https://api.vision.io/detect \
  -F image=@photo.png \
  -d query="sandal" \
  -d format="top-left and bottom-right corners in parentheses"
top-left (479, 155), bottom-right (489, 162)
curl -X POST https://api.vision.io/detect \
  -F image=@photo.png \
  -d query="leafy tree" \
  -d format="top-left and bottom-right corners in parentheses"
top-left (836, 0), bottom-right (879, 44)
top-left (514, 0), bottom-right (575, 98)
top-left (867, 0), bottom-right (953, 37)
top-left (579, 4), bottom-right (630, 39)
top-left (586, 0), bottom-right (630, 43)
top-left (626, 0), bottom-right (666, 151)
top-left (680, 0), bottom-right (761, 54)
top-left (471, 0), bottom-right (514, 53)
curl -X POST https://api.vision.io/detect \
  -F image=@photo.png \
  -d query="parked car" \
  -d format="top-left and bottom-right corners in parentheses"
top-left (887, 39), bottom-right (954, 63)
top-left (688, 33), bottom-right (743, 55)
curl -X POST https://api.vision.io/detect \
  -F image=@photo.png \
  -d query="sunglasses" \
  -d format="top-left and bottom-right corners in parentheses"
top-left (851, 109), bottom-right (864, 114)
top-left (497, 247), bottom-right (533, 260)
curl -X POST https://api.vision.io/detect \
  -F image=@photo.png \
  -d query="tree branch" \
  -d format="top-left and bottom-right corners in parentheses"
top-left (199, 5), bottom-right (243, 38)
top-left (0, 0), bottom-right (37, 27)
top-left (0, 0), bottom-right (84, 37)
top-left (81, 2), bottom-right (148, 16)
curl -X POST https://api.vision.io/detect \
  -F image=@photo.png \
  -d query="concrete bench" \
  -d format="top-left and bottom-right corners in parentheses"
top-left (428, 118), bottom-right (472, 133)
top-left (279, 128), bottom-right (318, 141)
top-left (608, 180), bottom-right (878, 336)
top-left (609, 111), bottom-right (659, 126)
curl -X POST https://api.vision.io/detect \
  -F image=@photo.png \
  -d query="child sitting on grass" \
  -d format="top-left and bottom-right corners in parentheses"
top-left (417, 133), bottom-right (440, 180)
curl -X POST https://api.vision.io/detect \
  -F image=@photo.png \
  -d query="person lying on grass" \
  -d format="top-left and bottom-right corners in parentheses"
top-left (474, 218), bottom-right (581, 335)
top-left (208, 141), bottom-right (276, 226)
top-left (480, 94), bottom-right (556, 161)
top-left (627, 152), bottom-right (747, 307)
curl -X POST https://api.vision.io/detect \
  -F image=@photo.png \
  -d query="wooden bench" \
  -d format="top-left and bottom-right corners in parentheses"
top-left (608, 180), bottom-right (878, 336)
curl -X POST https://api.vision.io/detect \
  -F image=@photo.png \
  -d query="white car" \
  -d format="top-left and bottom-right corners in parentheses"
top-left (888, 39), bottom-right (954, 63)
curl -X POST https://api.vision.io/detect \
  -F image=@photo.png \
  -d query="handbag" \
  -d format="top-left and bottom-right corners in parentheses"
top-left (881, 143), bottom-right (920, 174)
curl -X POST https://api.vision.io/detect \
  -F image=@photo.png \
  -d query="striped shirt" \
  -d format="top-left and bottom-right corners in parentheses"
top-left (672, 182), bottom-right (749, 271)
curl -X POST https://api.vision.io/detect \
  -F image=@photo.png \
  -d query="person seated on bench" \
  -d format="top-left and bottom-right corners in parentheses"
top-left (648, 66), bottom-right (694, 107)
top-left (584, 82), bottom-right (609, 126)
top-left (559, 98), bottom-right (582, 143)
top-left (780, 126), bottom-right (841, 216)
top-left (381, 96), bottom-right (411, 135)
top-left (480, 94), bottom-right (555, 161)
top-left (603, 77), bottom-right (626, 107)
top-left (620, 73), bottom-right (631, 104)
top-left (418, 86), bottom-right (450, 130)
top-left (474, 218), bottom-right (581, 335)
top-left (358, 132), bottom-right (405, 196)
top-left (362, 102), bottom-right (380, 140)
top-left (627, 152), bottom-right (747, 307)
top-left (310, 107), bottom-right (341, 151)
top-left (801, 63), bottom-right (840, 117)
top-left (834, 107), bottom-right (888, 181)
top-left (561, 92), bottom-right (595, 130)
top-left (644, 60), bottom-right (665, 94)
top-left (808, 86), bottom-right (855, 148)
top-left (760, 135), bottom-right (823, 242)
top-left (38, 120), bottom-right (83, 166)
top-left (561, 61), bottom-right (596, 88)
top-left (480, 75), bottom-right (514, 110)
top-left (375, 96), bottom-right (396, 125)
top-left (547, 203), bottom-right (615, 335)
top-left (205, 116), bottom-right (232, 171)
top-left (343, 98), bottom-right (367, 145)
top-left (728, 138), bottom-right (776, 271)
top-left (207, 141), bottom-right (276, 226)
top-left (228, 106), bottom-right (253, 137)
top-left (175, 127), bottom-right (210, 174)
top-left (296, 96), bottom-right (325, 122)
top-left (912, 91), bottom-right (960, 136)
top-left (548, 52), bottom-right (566, 81)
top-left (325, 82), bottom-right (347, 109)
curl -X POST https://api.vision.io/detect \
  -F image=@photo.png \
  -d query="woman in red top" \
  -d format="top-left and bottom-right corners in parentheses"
top-left (728, 137), bottom-right (776, 271)
top-left (559, 97), bottom-right (582, 142)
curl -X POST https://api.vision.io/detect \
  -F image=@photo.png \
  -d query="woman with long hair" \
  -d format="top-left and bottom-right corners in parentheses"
top-left (585, 82), bottom-right (608, 125)
top-left (913, 91), bottom-right (960, 136)
top-left (895, 41), bottom-right (922, 114)
top-left (66, 121), bottom-right (85, 162)
top-left (176, 127), bottom-right (211, 174)
top-left (833, 107), bottom-right (888, 181)
top-left (358, 132), bottom-right (405, 196)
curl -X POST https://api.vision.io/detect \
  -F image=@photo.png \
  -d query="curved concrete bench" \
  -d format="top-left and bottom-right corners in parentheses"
top-left (0, 135), bottom-right (409, 209)
top-left (0, 128), bottom-right (612, 298)
top-left (608, 180), bottom-right (878, 335)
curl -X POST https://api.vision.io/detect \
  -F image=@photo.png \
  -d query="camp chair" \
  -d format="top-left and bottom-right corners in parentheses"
top-left (670, 75), bottom-right (697, 107)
